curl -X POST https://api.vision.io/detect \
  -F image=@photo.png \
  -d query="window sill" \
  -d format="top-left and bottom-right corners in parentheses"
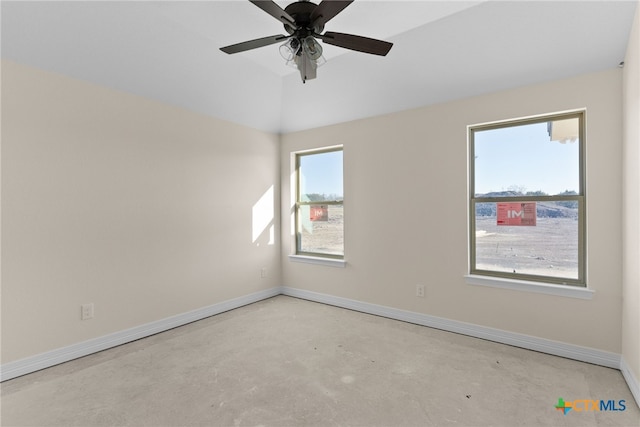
top-left (288, 255), bottom-right (346, 268)
top-left (464, 274), bottom-right (594, 300)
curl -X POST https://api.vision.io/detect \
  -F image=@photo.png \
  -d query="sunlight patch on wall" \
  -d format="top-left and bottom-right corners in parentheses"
top-left (252, 185), bottom-right (274, 246)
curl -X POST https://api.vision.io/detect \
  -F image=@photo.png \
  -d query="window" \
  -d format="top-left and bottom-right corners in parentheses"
top-left (295, 147), bottom-right (344, 259)
top-left (469, 111), bottom-right (585, 286)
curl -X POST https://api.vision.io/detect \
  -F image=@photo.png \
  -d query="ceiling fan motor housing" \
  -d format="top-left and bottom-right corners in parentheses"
top-left (283, 1), bottom-right (324, 36)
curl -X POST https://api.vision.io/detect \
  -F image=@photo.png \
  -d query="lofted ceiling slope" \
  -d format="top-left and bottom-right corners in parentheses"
top-left (2, 1), bottom-right (638, 134)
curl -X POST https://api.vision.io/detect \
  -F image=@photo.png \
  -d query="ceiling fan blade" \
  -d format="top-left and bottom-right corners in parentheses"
top-left (249, 0), bottom-right (296, 27)
top-left (319, 32), bottom-right (393, 56)
top-left (310, 1), bottom-right (353, 28)
top-left (220, 34), bottom-right (289, 54)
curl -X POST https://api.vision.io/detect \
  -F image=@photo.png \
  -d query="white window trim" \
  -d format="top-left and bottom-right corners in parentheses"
top-left (467, 109), bottom-right (587, 288)
top-left (464, 274), bottom-right (594, 300)
top-left (288, 255), bottom-right (346, 268)
top-left (292, 145), bottom-right (344, 261)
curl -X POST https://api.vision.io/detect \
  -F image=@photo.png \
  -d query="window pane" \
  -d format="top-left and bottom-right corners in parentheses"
top-left (296, 148), bottom-right (344, 257)
top-left (474, 202), bottom-right (578, 280)
top-left (299, 150), bottom-right (343, 202)
top-left (299, 204), bottom-right (344, 256)
top-left (474, 118), bottom-right (579, 196)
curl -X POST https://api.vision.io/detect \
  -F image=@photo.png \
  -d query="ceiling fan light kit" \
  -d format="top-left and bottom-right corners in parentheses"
top-left (279, 38), bottom-right (300, 61)
top-left (220, 0), bottom-right (393, 83)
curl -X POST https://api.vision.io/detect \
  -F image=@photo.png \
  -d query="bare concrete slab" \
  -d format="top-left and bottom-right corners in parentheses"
top-left (2, 296), bottom-right (638, 426)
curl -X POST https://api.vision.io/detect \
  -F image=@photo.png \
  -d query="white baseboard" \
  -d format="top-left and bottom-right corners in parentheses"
top-left (2, 285), bottom-right (638, 411)
top-left (0, 287), bottom-right (282, 382)
top-left (621, 356), bottom-right (640, 408)
top-left (280, 287), bottom-right (622, 369)
top-left (282, 287), bottom-right (640, 409)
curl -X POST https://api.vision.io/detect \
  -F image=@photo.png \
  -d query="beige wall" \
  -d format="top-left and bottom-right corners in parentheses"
top-left (281, 69), bottom-right (624, 353)
top-left (622, 3), bottom-right (640, 390)
top-left (1, 61), bottom-right (281, 363)
top-left (1, 48), bottom-right (634, 371)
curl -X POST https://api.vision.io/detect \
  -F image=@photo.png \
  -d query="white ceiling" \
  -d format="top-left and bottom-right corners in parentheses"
top-left (2, 1), bottom-right (637, 133)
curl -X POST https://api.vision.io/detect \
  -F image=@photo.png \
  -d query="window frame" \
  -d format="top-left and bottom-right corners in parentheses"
top-left (294, 146), bottom-right (344, 260)
top-left (468, 110), bottom-right (586, 287)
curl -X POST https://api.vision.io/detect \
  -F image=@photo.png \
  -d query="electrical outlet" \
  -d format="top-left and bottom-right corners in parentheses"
top-left (261, 268), bottom-right (267, 278)
top-left (81, 303), bottom-right (94, 320)
top-left (416, 284), bottom-right (425, 298)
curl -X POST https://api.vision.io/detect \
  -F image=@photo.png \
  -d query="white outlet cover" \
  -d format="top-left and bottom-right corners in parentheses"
top-left (81, 303), bottom-right (94, 320)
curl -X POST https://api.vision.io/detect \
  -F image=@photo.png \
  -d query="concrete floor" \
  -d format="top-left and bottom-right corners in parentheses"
top-left (1, 295), bottom-right (638, 426)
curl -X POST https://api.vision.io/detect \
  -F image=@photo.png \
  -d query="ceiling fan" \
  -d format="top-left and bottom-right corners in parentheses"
top-left (220, 0), bottom-right (393, 83)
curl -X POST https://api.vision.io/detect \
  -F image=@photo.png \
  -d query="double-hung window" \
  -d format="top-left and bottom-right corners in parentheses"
top-left (469, 111), bottom-right (585, 286)
top-left (295, 147), bottom-right (344, 259)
